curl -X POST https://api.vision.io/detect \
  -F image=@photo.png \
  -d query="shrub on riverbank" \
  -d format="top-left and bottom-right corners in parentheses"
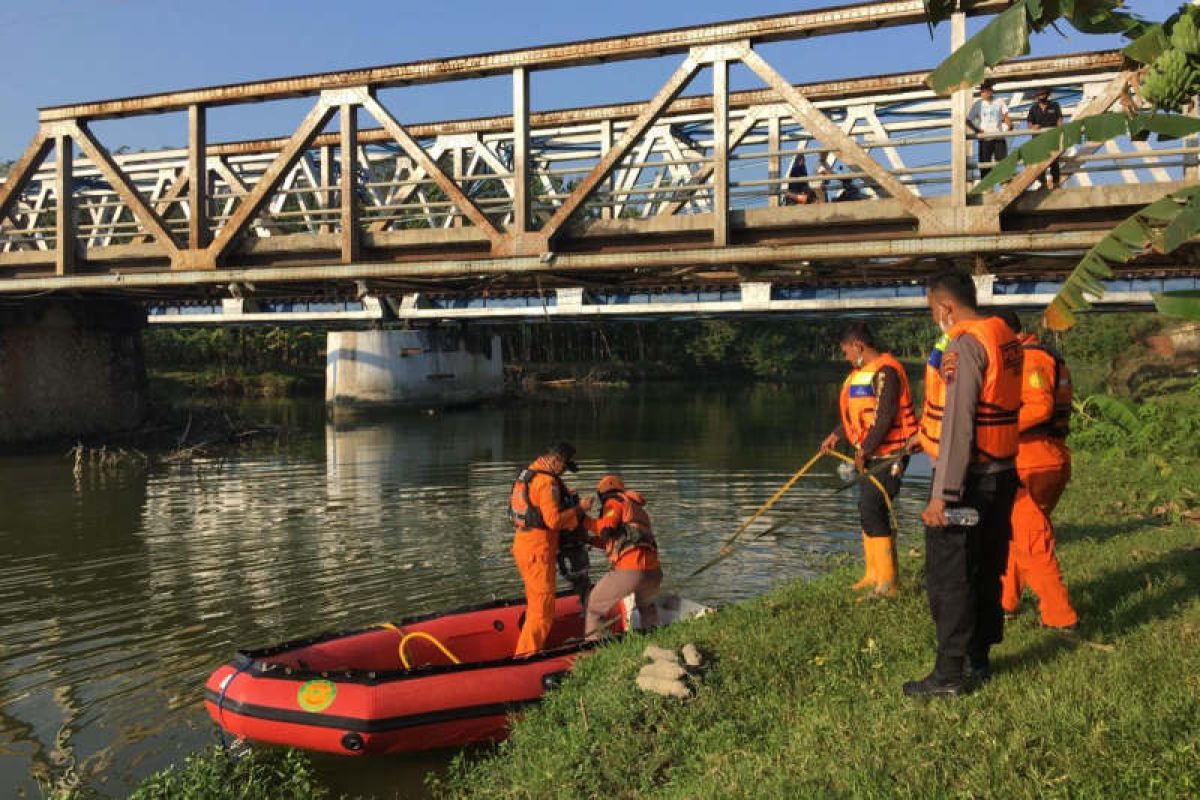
top-left (128, 746), bottom-right (327, 799)
top-left (433, 446), bottom-right (1200, 798)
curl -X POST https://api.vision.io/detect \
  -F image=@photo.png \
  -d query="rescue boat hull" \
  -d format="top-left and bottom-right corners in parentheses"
top-left (204, 591), bottom-right (706, 755)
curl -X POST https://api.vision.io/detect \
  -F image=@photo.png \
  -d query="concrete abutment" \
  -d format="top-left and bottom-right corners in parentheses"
top-left (326, 329), bottom-right (503, 409)
top-left (0, 300), bottom-right (147, 444)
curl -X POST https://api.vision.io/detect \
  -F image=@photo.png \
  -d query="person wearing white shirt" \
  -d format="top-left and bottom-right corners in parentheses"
top-left (967, 82), bottom-right (1013, 179)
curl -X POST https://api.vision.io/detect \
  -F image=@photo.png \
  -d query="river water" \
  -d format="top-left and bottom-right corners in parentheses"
top-left (0, 382), bottom-right (929, 798)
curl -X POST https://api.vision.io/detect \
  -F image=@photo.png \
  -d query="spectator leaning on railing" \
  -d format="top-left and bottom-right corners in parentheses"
top-left (967, 81), bottom-right (1012, 181)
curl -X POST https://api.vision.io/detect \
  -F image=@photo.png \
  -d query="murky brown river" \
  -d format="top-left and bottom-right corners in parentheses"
top-left (0, 382), bottom-right (929, 798)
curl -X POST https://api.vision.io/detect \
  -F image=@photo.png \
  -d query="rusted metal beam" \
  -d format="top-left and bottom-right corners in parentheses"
top-left (712, 57), bottom-right (730, 247)
top-left (206, 99), bottom-right (336, 266)
top-left (512, 67), bottom-right (531, 235)
top-left (70, 122), bottom-right (182, 264)
top-left (360, 93), bottom-right (502, 244)
top-left (188, 105), bottom-right (209, 249)
top-left (0, 131), bottom-right (53, 229)
top-left (949, 13), bottom-right (969, 205)
top-left (54, 133), bottom-right (75, 275)
top-left (133, 170), bottom-right (187, 244)
top-left (38, 0), bottom-right (1011, 122)
top-left (0, 230), bottom-right (1119, 294)
top-left (666, 109), bottom-right (761, 216)
top-left (992, 71), bottom-right (1134, 208)
top-left (741, 47), bottom-right (937, 229)
top-left (177, 51), bottom-right (1126, 160)
top-left (340, 105), bottom-right (360, 263)
top-left (540, 53), bottom-right (701, 245)
top-left (767, 114), bottom-right (781, 209)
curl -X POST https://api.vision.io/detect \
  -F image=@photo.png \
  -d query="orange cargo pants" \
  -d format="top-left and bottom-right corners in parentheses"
top-left (1002, 462), bottom-right (1077, 628)
top-left (512, 531), bottom-right (558, 657)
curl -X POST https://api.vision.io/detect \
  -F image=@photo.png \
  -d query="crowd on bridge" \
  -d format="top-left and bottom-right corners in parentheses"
top-left (505, 270), bottom-right (1077, 698)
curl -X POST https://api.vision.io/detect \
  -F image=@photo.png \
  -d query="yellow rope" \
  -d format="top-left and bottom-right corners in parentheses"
top-left (379, 624), bottom-right (461, 669)
top-left (825, 450), bottom-right (899, 534)
top-left (685, 450), bottom-right (824, 579)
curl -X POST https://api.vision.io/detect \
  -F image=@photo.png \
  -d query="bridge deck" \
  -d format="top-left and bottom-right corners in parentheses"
top-left (1, 0), bottom-right (1196, 312)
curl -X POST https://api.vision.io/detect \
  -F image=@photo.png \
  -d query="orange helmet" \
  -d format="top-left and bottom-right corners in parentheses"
top-left (595, 474), bottom-right (625, 495)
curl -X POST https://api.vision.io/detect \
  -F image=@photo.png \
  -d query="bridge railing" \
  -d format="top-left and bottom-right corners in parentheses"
top-left (0, 0), bottom-right (1193, 291)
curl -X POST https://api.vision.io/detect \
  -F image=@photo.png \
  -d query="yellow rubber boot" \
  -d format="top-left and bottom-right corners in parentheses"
top-left (872, 535), bottom-right (899, 597)
top-left (850, 531), bottom-right (875, 592)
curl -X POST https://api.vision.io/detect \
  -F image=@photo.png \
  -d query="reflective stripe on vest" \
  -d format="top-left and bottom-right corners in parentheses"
top-left (918, 333), bottom-right (951, 457)
top-left (919, 319), bottom-right (1021, 463)
top-left (838, 352), bottom-right (918, 456)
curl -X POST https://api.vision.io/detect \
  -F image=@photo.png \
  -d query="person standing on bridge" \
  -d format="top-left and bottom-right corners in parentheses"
top-left (820, 323), bottom-right (918, 599)
top-left (905, 272), bottom-right (1022, 697)
top-left (1026, 87), bottom-right (1064, 189)
top-left (968, 81), bottom-right (1012, 181)
top-left (509, 442), bottom-right (593, 657)
top-left (994, 310), bottom-right (1078, 631)
top-left (581, 474), bottom-right (662, 638)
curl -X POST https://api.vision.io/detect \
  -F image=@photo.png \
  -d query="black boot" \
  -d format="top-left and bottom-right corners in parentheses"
top-left (903, 670), bottom-right (965, 698)
top-left (965, 653), bottom-right (992, 686)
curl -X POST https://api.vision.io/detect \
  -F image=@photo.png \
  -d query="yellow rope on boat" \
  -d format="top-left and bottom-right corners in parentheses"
top-left (378, 624), bottom-right (461, 669)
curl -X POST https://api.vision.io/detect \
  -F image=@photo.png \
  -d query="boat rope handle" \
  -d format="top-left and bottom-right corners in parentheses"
top-left (379, 624), bottom-right (461, 669)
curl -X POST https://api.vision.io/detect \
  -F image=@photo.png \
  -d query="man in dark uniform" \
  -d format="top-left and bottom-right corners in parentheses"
top-left (905, 272), bottom-right (1023, 697)
top-left (1027, 87), bottom-right (1064, 189)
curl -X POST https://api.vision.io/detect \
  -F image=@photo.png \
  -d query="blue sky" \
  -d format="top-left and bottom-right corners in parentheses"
top-left (0, 0), bottom-right (1178, 159)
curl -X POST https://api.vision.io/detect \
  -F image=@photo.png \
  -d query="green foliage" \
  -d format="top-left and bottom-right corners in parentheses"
top-left (1071, 392), bottom-right (1200, 459)
top-left (925, 0), bottom-right (1150, 94)
top-left (130, 746), bottom-right (327, 799)
top-left (1153, 289), bottom-right (1200, 320)
top-left (1038, 184), bottom-right (1200, 330)
top-left (1057, 312), bottom-right (1162, 369)
top-left (683, 320), bottom-right (740, 367)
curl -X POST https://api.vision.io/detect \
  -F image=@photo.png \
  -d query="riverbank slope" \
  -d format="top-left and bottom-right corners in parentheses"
top-left (433, 410), bottom-right (1200, 797)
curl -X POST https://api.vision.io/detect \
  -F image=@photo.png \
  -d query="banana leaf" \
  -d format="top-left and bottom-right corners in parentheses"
top-left (1152, 289), bottom-right (1200, 320)
top-left (1122, 22), bottom-right (1170, 64)
top-left (972, 113), bottom-right (1200, 195)
top-left (1045, 185), bottom-right (1200, 331)
top-left (926, 0), bottom-right (1150, 96)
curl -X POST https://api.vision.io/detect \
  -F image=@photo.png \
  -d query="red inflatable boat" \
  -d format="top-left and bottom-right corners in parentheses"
top-left (204, 591), bottom-right (706, 755)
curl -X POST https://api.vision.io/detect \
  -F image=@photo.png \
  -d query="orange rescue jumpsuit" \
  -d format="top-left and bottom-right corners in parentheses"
top-left (1001, 334), bottom-right (1077, 628)
top-left (511, 457), bottom-right (581, 656)
top-left (582, 491), bottom-right (663, 636)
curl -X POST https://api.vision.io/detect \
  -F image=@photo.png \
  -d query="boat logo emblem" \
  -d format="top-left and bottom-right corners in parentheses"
top-left (297, 679), bottom-right (337, 712)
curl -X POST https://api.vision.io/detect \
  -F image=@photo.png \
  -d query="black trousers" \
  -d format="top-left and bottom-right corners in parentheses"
top-left (977, 138), bottom-right (1009, 179)
top-left (859, 456), bottom-right (908, 538)
top-left (924, 469), bottom-right (1018, 677)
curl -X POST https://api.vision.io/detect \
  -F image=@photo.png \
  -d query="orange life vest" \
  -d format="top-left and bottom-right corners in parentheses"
top-left (1020, 337), bottom-right (1072, 440)
top-left (918, 317), bottom-right (1022, 463)
top-left (597, 490), bottom-right (657, 562)
top-left (838, 352), bottom-right (918, 456)
top-left (509, 467), bottom-right (570, 531)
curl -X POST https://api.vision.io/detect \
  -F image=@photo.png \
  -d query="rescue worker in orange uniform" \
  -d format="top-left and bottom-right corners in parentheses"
top-left (820, 323), bottom-right (918, 598)
top-left (995, 310), bottom-right (1077, 630)
top-left (581, 474), bottom-right (663, 638)
top-left (509, 442), bottom-right (593, 657)
top-left (904, 272), bottom-right (1022, 697)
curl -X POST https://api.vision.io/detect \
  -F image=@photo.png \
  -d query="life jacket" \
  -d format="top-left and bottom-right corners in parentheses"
top-left (917, 333), bottom-right (952, 457)
top-left (598, 490), bottom-right (656, 561)
top-left (1020, 335), bottom-right (1072, 440)
top-left (918, 317), bottom-right (1022, 463)
top-left (838, 352), bottom-right (918, 456)
top-left (509, 466), bottom-right (568, 531)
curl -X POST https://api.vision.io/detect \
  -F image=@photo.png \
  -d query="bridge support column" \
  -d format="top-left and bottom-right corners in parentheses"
top-left (0, 300), bottom-right (147, 443)
top-left (326, 329), bottom-right (503, 409)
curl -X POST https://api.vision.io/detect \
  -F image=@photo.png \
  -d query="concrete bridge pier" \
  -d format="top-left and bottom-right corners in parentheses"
top-left (326, 328), bottom-right (504, 409)
top-left (0, 300), bottom-right (147, 443)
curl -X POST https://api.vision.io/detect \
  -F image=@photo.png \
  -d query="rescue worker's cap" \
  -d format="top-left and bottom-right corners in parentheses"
top-left (1037, 87), bottom-right (1052, 99)
top-left (595, 474), bottom-right (625, 495)
top-left (547, 441), bottom-right (578, 472)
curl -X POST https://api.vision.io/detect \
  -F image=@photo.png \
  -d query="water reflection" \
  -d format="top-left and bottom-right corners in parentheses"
top-left (0, 383), bottom-right (929, 798)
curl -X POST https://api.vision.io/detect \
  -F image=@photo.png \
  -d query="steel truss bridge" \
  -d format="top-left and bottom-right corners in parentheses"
top-left (2, 0), bottom-right (1199, 323)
